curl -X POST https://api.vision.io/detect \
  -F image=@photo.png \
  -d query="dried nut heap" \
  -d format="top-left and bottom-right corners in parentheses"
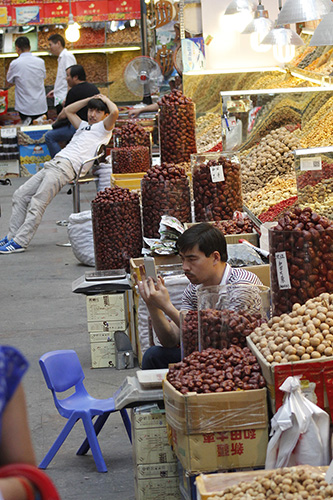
top-left (159, 90), bottom-right (197, 164)
top-left (244, 176), bottom-right (297, 217)
top-left (207, 466), bottom-right (333, 500)
top-left (212, 217), bottom-right (254, 235)
top-left (113, 121), bottom-right (151, 148)
top-left (193, 155), bottom-right (243, 222)
top-left (181, 310), bottom-right (199, 358)
top-left (91, 187), bottom-right (142, 272)
top-left (240, 126), bottom-right (300, 195)
top-left (270, 207), bottom-right (333, 315)
top-left (167, 346), bottom-right (265, 394)
top-left (250, 292), bottom-right (333, 364)
top-left (111, 146), bottom-right (150, 174)
top-left (141, 163), bottom-right (191, 238)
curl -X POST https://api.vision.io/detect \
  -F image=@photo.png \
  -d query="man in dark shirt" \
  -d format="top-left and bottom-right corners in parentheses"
top-left (45, 64), bottom-right (99, 157)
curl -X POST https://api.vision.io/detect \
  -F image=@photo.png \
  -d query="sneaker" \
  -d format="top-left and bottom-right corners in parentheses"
top-left (0, 236), bottom-right (8, 246)
top-left (0, 239), bottom-right (25, 254)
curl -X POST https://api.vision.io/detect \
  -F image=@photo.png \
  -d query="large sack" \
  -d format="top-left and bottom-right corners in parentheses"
top-left (67, 210), bottom-right (95, 267)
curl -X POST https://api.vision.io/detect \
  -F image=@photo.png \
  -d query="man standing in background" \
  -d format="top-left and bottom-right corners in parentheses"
top-left (6, 36), bottom-right (48, 124)
top-left (46, 34), bottom-right (76, 114)
top-left (45, 64), bottom-right (99, 158)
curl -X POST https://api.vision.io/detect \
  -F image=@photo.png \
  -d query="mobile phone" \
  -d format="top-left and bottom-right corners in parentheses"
top-left (143, 256), bottom-right (157, 281)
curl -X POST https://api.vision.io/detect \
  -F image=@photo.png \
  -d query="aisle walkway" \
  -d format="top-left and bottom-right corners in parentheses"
top-left (0, 178), bottom-right (136, 500)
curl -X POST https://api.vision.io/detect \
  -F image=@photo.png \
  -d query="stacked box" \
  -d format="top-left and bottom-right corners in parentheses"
top-left (86, 292), bottom-right (129, 368)
top-left (18, 125), bottom-right (52, 176)
top-left (132, 406), bottom-right (181, 500)
top-left (163, 378), bottom-right (268, 474)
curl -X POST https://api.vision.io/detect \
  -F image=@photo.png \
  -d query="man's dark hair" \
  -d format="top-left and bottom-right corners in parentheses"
top-left (87, 98), bottom-right (108, 114)
top-left (67, 64), bottom-right (86, 81)
top-left (48, 34), bottom-right (65, 47)
top-left (176, 223), bottom-right (228, 262)
top-left (15, 36), bottom-right (30, 51)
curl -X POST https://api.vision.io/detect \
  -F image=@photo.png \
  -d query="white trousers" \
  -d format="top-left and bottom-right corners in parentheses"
top-left (8, 158), bottom-right (75, 248)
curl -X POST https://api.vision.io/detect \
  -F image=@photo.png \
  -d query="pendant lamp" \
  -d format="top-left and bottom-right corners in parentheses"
top-left (276, 0), bottom-right (332, 25)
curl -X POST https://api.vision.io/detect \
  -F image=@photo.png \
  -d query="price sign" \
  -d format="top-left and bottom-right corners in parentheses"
top-left (210, 164), bottom-right (225, 183)
top-left (1, 128), bottom-right (17, 138)
top-left (275, 251), bottom-right (291, 290)
top-left (300, 156), bottom-right (322, 171)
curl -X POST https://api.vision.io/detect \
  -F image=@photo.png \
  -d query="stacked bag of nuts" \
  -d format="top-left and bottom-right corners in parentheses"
top-left (249, 292), bottom-right (333, 364)
top-left (158, 89), bottom-right (197, 164)
top-left (141, 163), bottom-right (191, 238)
top-left (269, 207), bottom-right (333, 315)
top-left (91, 187), bottom-right (142, 272)
top-left (167, 346), bottom-right (266, 395)
top-left (111, 146), bottom-right (150, 174)
top-left (192, 153), bottom-right (243, 222)
top-left (205, 466), bottom-right (333, 499)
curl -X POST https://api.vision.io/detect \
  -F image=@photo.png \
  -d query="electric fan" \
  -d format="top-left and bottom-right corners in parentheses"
top-left (124, 56), bottom-right (163, 103)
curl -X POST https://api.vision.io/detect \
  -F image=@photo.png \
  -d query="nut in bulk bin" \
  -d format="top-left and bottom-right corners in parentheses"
top-left (191, 152), bottom-right (243, 223)
top-left (158, 90), bottom-right (197, 164)
top-left (269, 207), bottom-right (333, 316)
top-left (91, 187), bottom-right (143, 272)
top-left (141, 163), bottom-right (191, 239)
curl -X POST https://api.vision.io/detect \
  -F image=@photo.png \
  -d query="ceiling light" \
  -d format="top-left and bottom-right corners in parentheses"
top-left (261, 26), bottom-right (304, 63)
top-left (242, 2), bottom-right (273, 52)
top-left (276, 0), bottom-right (331, 25)
top-left (309, 7), bottom-right (333, 46)
top-left (225, 0), bottom-right (254, 15)
top-left (65, 14), bottom-right (80, 43)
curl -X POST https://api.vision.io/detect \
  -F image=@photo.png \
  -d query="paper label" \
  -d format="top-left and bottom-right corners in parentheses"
top-left (300, 156), bottom-right (322, 171)
top-left (210, 164), bottom-right (225, 183)
top-left (325, 460), bottom-right (333, 484)
top-left (275, 251), bottom-right (291, 290)
top-left (1, 128), bottom-right (16, 139)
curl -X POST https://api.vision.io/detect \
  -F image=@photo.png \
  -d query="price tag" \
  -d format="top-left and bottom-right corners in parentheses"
top-left (210, 164), bottom-right (225, 183)
top-left (1, 128), bottom-right (17, 139)
top-left (275, 251), bottom-right (291, 290)
top-left (300, 156), bottom-right (322, 171)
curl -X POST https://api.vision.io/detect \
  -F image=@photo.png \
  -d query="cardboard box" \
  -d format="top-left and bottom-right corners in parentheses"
top-left (163, 379), bottom-right (268, 473)
top-left (163, 379), bottom-right (268, 435)
top-left (243, 264), bottom-right (270, 288)
top-left (0, 159), bottom-right (19, 177)
top-left (247, 337), bottom-right (333, 415)
top-left (135, 473), bottom-right (181, 500)
top-left (111, 172), bottom-right (146, 190)
top-left (87, 319), bottom-right (128, 334)
top-left (171, 426), bottom-right (268, 474)
top-left (86, 293), bottom-right (127, 322)
top-left (90, 332), bottom-right (116, 368)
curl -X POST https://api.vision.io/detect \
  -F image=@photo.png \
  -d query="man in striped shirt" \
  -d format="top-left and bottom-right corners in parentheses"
top-left (135, 223), bottom-right (262, 369)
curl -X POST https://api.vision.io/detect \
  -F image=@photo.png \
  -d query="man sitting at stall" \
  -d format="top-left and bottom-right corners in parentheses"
top-left (134, 223), bottom-right (263, 369)
top-left (0, 94), bottom-right (118, 254)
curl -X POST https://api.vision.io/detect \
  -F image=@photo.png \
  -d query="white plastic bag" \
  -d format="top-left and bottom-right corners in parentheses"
top-left (67, 210), bottom-right (95, 267)
top-left (265, 376), bottom-right (330, 469)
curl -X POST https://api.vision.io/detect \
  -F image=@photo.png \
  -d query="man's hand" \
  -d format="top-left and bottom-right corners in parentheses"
top-left (134, 265), bottom-right (170, 311)
top-left (46, 90), bottom-right (54, 98)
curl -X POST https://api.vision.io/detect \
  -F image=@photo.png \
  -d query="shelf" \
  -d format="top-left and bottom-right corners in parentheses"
top-left (288, 66), bottom-right (333, 86)
top-left (0, 46), bottom-right (141, 58)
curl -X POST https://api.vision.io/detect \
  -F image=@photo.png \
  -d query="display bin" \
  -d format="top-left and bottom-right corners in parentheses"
top-left (183, 222), bottom-right (259, 246)
top-left (163, 378), bottom-right (268, 473)
top-left (247, 337), bottom-right (333, 416)
top-left (191, 152), bottom-right (243, 222)
top-left (269, 226), bottom-right (332, 316)
top-left (111, 172), bottom-right (146, 190)
top-left (111, 145), bottom-right (150, 174)
top-left (220, 87), bottom-right (333, 153)
top-left (294, 146), bottom-right (333, 219)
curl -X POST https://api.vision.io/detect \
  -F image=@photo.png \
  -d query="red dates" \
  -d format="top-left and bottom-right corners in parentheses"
top-left (199, 308), bottom-right (265, 350)
top-left (158, 90), bottom-right (197, 164)
top-left (192, 154), bottom-right (243, 222)
top-left (113, 121), bottom-right (151, 149)
top-left (141, 162), bottom-right (191, 238)
top-left (111, 146), bottom-right (150, 174)
top-left (269, 206), bottom-right (333, 315)
top-left (91, 186), bottom-right (142, 272)
top-left (212, 217), bottom-right (254, 235)
top-left (167, 346), bottom-right (266, 394)
top-left (181, 310), bottom-right (199, 358)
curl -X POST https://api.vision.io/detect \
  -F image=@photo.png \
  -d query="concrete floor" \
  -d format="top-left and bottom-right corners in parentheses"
top-left (0, 177), bottom-right (138, 500)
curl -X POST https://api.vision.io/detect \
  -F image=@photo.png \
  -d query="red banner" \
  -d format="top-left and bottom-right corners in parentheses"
top-left (43, 2), bottom-right (69, 22)
top-left (107, 0), bottom-right (140, 19)
top-left (72, 1), bottom-right (109, 22)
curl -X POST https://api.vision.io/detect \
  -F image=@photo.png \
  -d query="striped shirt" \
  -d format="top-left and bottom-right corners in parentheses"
top-left (182, 264), bottom-right (263, 311)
